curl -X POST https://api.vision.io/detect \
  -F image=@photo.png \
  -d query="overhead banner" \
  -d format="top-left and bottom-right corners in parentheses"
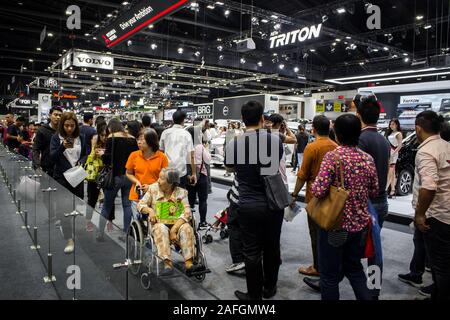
top-left (100, 0), bottom-right (188, 48)
top-left (269, 24), bottom-right (322, 49)
top-left (72, 51), bottom-right (114, 70)
top-left (62, 52), bottom-right (72, 71)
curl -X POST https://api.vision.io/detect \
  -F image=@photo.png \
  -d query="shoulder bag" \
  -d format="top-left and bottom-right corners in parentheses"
top-left (96, 134), bottom-right (115, 189)
top-left (257, 131), bottom-right (291, 211)
top-left (305, 153), bottom-right (349, 231)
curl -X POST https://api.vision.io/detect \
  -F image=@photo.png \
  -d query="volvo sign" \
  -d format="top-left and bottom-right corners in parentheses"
top-left (269, 24), bottom-right (322, 49)
top-left (73, 51), bottom-right (114, 70)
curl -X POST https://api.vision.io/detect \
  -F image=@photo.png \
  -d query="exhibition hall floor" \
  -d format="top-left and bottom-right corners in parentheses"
top-left (0, 180), bottom-right (430, 300)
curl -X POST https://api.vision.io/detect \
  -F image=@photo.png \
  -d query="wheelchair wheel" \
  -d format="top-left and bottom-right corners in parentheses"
top-left (127, 220), bottom-right (144, 276)
top-left (194, 252), bottom-right (207, 282)
top-left (140, 272), bottom-right (151, 290)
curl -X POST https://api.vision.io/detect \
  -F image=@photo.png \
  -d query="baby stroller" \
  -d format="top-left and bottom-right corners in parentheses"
top-left (201, 208), bottom-right (229, 244)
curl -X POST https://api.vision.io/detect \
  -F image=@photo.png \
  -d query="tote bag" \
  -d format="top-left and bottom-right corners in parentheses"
top-left (306, 154), bottom-right (349, 231)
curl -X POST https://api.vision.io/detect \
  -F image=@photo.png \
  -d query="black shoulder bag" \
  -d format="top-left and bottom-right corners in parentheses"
top-left (96, 134), bottom-right (115, 189)
top-left (257, 131), bottom-right (291, 211)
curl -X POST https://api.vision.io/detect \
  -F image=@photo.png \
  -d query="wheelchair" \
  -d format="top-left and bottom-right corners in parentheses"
top-left (126, 209), bottom-right (210, 290)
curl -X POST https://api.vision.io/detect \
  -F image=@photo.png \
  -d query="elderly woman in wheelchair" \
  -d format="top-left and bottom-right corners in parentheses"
top-left (137, 168), bottom-right (206, 277)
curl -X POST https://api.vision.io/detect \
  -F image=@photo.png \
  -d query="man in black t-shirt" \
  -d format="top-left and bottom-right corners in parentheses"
top-left (293, 125), bottom-right (309, 171)
top-left (225, 101), bottom-right (284, 301)
top-left (6, 116), bottom-right (25, 151)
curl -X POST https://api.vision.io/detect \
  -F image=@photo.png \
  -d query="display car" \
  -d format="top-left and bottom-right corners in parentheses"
top-left (395, 132), bottom-right (419, 196)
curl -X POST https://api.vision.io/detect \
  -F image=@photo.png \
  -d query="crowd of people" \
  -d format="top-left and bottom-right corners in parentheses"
top-left (1, 95), bottom-right (449, 300)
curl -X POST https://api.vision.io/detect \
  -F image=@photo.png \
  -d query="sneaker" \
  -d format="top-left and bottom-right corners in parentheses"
top-left (225, 262), bottom-right (245, 273)
top-left (398, 273), bottom-right (423, 288)
top-left (419, 284), bottom-right (434, 297)
top-left (64, 239), bottom-right (74, 254)
top-left (197, 222), bottom-right (208, 231)
top-left (86, 221), bottom-right (95, 232)
top-left (106, 221), bottom-right (114, 232)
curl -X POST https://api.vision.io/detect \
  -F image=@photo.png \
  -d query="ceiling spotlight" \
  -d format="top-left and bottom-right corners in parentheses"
top-left (416, 15), bottom-right (424, 20)
top-left (322, 15), bottom-right (328, 22)
top-left (271, 15), bottom-right (279, 19)
top-left (330, 46), bottom-right (336, 53)
top-left (279, 64), bottom-right (285, 70)
top-left (177, 47), bottom-right (184, 54)
top-left (47, 32), bottom-right (54, 37)
top-left (424, 24), bottom-right (432, 30)
top-left (219, 55), bottom-right (224, 60)
top-left (335, 38), bottom-right (341, 42)
top-left (310, 48), bottom-right (316, 52)
top-left (122, 1), bottom-right (129, 5)
top-left (194, 51), bottom-right (201, 57)
top-left (127, 40), bottom-right (133, 47)
top-left (303, 52), bottom-right (309, 59)
top-left (257, 61), bottom-right (263, 67)
top-left (359, 62), bottom-right (365, 66)
top-left (273, 23), bottom-right (281, 31)
top-left (215, 1), bottom-right (224, 5)
top-left (107, 13), bottom-right (113, 18)
top-left (261, 19), bottom-right (269, 23)
top-left (336, 8), bottom-right (346, 14)
top-left (383, 47), bottom-right (389, 51)
top-left (404, 57), bottom-right (410, 63)
top-left (84, 33), bottom-right (90, 36)
top-left (224, 9), bottom-right (230, 17)
top-left (190, 2), bottom-right (199, 8)
top-left (151, 43), bottom-right (157, 50)
top-left (240, 58), bottom-right (246, 64)
top-left (207, 5), bottom-right (215, 9)
top-left (36, 47), bottom-right (41, 51)
top-left (217, 45), bottom-right (223, 51)
top-left (148, 24), bottom-right (154, 29)
top-left (294, 67), bottom-right (299, 73)
top-left (251, 17), bottom-right (259, 25)
top-left (387, 34), bottom-right (394, 42)
top-left (95, 24), bottom-right (100, 28)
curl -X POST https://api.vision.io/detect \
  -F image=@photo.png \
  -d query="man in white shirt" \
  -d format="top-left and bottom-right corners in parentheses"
top-left (160, 110), bottom-right (197, 188)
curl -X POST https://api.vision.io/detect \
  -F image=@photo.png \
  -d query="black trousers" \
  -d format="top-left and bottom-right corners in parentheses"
top-left (424, 218), bottom-right (450, 300)
top-left (227, 202), bottom-right (244, 264)
top-left (238, 206), bottom-right (284, 300)
top-left (187, 174), bottom-right (208, 223)
top-left (410, 228), bottom-right (429, 278)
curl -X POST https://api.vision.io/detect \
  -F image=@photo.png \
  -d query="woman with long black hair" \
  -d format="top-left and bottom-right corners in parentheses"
top-left (97, 118), bottom-right (138, 241)
top-left (385, 118), bottom-right (403, 198)
top-left (50, 112), bottom-right (87, 254)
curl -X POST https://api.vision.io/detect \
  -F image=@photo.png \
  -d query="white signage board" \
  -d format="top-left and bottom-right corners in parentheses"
top-left (72, 51), bottom-right (114, 70)
top-left (38, 93), bottom-right (52, 123)
top-left (269, 24), bottom-right (322, 49)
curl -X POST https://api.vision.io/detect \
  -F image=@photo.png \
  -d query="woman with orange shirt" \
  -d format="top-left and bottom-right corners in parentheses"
top-left (126, 129), bottom-right (169, 217)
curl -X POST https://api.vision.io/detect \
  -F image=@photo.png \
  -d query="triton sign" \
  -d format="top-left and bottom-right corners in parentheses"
top-left (100, 0), bottom-right (188, 48)
top-left (269, 24), bottom-right (322, 49)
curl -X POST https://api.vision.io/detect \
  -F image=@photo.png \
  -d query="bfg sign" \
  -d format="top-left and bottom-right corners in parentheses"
top-left (269, 24), bottom-right (322, 49)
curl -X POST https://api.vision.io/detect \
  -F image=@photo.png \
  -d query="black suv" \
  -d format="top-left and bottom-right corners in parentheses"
top-left (395, 132), bottom-right (419, 196)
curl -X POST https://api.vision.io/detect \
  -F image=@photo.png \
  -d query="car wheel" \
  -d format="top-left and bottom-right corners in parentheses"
top-left (396, 169), bottom-right (413, 196)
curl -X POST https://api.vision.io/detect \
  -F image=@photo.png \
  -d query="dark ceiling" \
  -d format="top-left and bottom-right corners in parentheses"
top-left (0, 0), bottom-right (449, 102)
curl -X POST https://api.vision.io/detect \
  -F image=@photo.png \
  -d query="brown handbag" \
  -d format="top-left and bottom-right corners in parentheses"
top-left (306, 153), bottom-right (349, 231)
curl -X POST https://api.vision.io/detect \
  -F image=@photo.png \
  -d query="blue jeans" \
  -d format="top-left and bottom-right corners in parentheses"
top-left (368, 196), bottom-right (388, 298)
top-left (318, 227), bottom-right (372, 300)
top-left (100, 175), bottom-right (132, 233)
